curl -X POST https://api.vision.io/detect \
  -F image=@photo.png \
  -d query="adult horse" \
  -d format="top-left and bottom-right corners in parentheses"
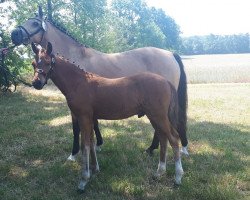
top-left (11, 7), bottom-right (188, 159)
top-left (31, 42), bottom-right (184, 190)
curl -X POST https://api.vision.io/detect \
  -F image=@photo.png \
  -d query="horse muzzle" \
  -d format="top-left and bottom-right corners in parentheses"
top-left (32, 79), bottom-right (44, 90)
top-left (11, 28), bottom-right (29, 46)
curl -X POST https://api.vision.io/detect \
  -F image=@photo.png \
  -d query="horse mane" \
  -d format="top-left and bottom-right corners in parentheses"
top-left (47, 19), bottom-right (89, 48)
top-left (55, 54), bottom-right (96, 79)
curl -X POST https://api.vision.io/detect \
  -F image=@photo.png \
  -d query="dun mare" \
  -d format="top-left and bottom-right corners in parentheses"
top-left (31, 42), bottom-right (184, 190)
top-left (11, 7), bottom-right (188, 159)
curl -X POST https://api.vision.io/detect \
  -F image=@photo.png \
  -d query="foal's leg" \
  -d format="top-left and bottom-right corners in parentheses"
top-left (148, 118), bottom-right (168, 177)
top-left (168, 127), bottom-right (184, 185)
top-left (146, 132), bottom-right (159, 156)
top-left (90, 129), bottom-right (100, 174)
top-left (68, 113), bottom-right (80, 161)
top-left (78, 116), bottom-right (93, 191)
top-left (94, 119), bottom-right (103, 151)
top-left (156, 130), bottom-right (168, 177)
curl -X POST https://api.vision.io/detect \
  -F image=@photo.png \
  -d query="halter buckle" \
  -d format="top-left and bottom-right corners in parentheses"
top-left (36, 68), bottom-right (44, 74)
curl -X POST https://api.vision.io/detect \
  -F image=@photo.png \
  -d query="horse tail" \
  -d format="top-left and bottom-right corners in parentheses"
top-left (168, 82), bottom-right (179, 138)
top-left (173, 52), bottom-right (188, 147)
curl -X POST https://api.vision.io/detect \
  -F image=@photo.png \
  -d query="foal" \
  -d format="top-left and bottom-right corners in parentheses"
top-left (31, 42), bottom-right (184, 191)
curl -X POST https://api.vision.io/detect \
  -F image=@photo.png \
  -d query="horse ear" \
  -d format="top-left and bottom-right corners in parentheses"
top-left (31, 42), bottom-right (39, 54)
top-left (46, 42), bottom-right (53, 55)
top-left (38, 5), bottom-right (43, 18)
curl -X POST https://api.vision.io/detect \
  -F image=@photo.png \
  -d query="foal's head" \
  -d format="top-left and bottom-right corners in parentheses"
top-left (31, 42), bottom-right (54, 90)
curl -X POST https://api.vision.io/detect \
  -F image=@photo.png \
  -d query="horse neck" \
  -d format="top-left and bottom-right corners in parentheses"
top-left (50, 58), bottom-right (88, 97)
top-left (41, 22), bottom-right (85, 63)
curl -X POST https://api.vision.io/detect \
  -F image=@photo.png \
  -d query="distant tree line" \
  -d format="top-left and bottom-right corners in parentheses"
top-left (181, 34), bottom-right (250, 55)
top-left (1, 0), bottom-right (250, 91)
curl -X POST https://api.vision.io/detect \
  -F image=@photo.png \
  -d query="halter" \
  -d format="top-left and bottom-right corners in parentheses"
top-left (18, 18), bottom-right (46, 44)
top-left (35, 54), bottom-right (56, 84)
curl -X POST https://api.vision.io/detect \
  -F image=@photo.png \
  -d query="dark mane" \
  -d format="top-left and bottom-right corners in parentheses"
top-left (47, 19), bottom-right (88, 48)
top-left (56, 55), bottom-right (95, 78)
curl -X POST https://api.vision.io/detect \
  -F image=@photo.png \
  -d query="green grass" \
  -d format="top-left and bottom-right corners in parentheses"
top-left (0, 83), bottom-right (249, 200)
top-left (183, 53), bottom-right (250, 83)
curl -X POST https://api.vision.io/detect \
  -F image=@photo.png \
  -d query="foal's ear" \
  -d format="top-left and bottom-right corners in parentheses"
top-left (46, 42), bottom-right (53, 55)
top-left (31, 42), bottom-right (39, 54)
top-left (38, 5), bottom-right (43, 18)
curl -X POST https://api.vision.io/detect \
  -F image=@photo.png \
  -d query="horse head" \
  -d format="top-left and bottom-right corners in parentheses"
top-left (31, 42), bottom-right (54, 90)
top-left (11, 6), bottom-right (47, 46)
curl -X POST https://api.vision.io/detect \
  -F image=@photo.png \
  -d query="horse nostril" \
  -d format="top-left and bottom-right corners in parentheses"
top-left (32, 80), bottom-right (43, 90)
top-left (11, 29), bottom-right (23, 45)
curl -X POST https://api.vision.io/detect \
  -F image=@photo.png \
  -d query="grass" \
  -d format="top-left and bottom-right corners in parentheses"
top-left (0, 53), bottom-right (250, 199)
top-left (0, 83), bottom-right (249, 200)
top-left (183, 53), bottom-right (250, 83)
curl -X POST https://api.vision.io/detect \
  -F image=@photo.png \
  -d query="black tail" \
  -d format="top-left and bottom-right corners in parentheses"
top-left (173, 52), bottom-right (188, 147)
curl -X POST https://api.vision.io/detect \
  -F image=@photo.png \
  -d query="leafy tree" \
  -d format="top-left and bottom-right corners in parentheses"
top-left (0, 30), bottom-right (28, 92)
top-left (150, 7), bottom-right (181, 50)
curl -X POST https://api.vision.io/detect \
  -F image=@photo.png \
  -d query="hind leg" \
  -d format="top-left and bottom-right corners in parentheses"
top-left (169, 127), bottom-right (184, 184)
top-left (94, 119), bottom-right (103, 152)
top-left (148, 117), bottom-right (168, 177)
top-left (146, 132), bottom-right (160, 156)
top-left (68, 113), bottom-right (80, 161)
top-left (156, 130), bottom-right (168, 177)
top-left (149, 116), bottom-right (184, 184)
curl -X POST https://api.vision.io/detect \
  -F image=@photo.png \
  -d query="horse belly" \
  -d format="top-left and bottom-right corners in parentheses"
top-left (93, 102), bottom-right (139, 120)
top-left (96, 112), bottom-right (137, 120)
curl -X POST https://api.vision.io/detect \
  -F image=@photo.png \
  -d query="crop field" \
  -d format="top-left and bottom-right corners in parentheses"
top-left (0, 54), bottom-right (249, 200)
top-left (183, 53), bottom-right (250, 83)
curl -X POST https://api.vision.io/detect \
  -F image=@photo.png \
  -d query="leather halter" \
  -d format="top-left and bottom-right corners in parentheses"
top-left (18, 18), bottom-right (46, 44)
top-left (35, 54), bottom-right (56, 84)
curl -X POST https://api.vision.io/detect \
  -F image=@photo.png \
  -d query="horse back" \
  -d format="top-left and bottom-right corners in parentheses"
top-left (89, 72), bottom-right (172, 120)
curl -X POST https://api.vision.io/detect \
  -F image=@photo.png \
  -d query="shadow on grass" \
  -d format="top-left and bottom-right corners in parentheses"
top-left (0, 91), bottom-right (249, 199)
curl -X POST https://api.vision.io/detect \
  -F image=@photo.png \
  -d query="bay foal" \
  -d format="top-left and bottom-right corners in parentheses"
top-left (31, 42), bottom-right (184, 191)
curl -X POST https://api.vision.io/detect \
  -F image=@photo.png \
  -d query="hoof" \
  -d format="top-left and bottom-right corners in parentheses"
top-left (175, 169), bottom-right (184, 185)
top-left (96, 145), bottom-right (101, 152)
top-left (78, 180), bottom-right (88, 191)
top-left (180, 146), bottom-right (189, 156)
top-left (156, 165), bottom-right (166, 178)
top-left (175, 176), bottom-right (182, 185)
top-left (67, 154), bottom-right (77, 161)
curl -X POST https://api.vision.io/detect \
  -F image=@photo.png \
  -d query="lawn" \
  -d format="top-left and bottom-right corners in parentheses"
top-left (0, 82), bottom-right (249, 200)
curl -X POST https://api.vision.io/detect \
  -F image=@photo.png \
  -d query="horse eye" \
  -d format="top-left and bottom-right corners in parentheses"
top-left (33, 21), bottom-right (39, 26)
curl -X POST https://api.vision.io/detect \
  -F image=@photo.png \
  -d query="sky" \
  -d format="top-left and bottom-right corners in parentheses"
top-left (1, 0), bottom-right (249, 37)
top-left (146, 0), bottom-right (250, 36)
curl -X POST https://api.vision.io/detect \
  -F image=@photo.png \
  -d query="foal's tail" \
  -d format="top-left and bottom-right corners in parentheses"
top-left (168, 83), bottom-right (179, 138)
top-left (173, 53), bottom-right (188, 147)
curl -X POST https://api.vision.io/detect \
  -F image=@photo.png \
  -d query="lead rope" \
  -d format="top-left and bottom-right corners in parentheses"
top-left (0, 45), bottom-right (32, 92)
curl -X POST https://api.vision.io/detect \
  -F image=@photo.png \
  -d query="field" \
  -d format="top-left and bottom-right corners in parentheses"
top-left (0, 54), bottom-right (249, 200)
top-left (183, 53), bottom-right (250, 83)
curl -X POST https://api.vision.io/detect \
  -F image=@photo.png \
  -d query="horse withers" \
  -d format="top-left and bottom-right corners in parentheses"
top-left (31, 42), bottom-right (184, 191)
top-left (11, 6), bottom-right (188, 158)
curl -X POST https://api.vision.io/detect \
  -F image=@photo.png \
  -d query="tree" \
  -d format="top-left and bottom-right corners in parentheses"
top-left (111, 0), bottom-right (180, 50)
top-left (150, 8), bottom-right (181, 50)
top-left (0, 30), bottom-right (28, 92)
top-left (6, 0), bottom-right (183, 53)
